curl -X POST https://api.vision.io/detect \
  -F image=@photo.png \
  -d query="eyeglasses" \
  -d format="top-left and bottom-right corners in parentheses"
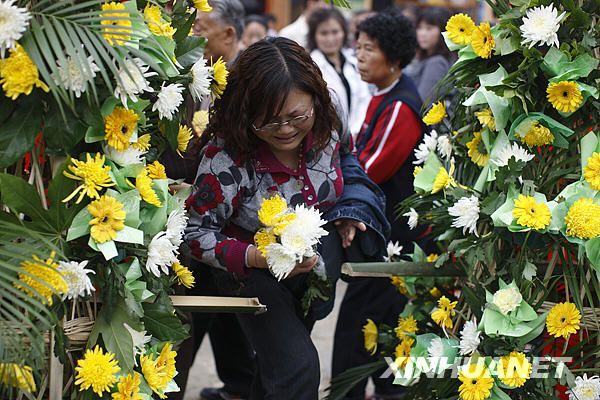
top-left (252, 107), bottom-right (314, 134)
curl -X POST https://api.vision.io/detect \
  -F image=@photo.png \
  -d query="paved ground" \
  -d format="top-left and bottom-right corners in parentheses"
top-left (183, 281), bottom-right (373, 400)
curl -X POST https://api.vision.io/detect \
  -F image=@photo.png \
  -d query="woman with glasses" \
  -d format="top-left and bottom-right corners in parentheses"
top-left (184, 37), bottom-right (389, 400)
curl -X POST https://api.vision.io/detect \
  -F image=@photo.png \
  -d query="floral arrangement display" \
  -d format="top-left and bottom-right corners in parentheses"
top-left (255, 194), bottom-right (331, 313)
top-left (328, 0), bottom-right (600, 399)
top-left (0, 0), bottom-right (227, 397)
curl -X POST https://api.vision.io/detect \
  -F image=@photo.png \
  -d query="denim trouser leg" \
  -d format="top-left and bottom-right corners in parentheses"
top-left (236, 270), bottom-right (321, 400)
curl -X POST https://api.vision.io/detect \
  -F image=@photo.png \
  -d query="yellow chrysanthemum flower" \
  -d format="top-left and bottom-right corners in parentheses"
top-left (254, 229), bottom-right (277, 256)
top-left (498, 351), bottom-right (532, 388)
top-left (88, 195), bottom-right (126, 243)
top-left (395, 315), bottom-right (418, 340)
top-left (135, 170), bottom-right (162, 207)
top-left (427, 253), bottom-right (440, 262)
top-left (75, 345), bottom-right (120, 396)
top-left (471, 22), bottom-right (494, 59)
top-left (431, 164), bottom-right (458, 194)
top-left (144, 4), bottom-right (176, 38)
top-left (141, 343), bottom-right (177, 398)
top-left (0, 45), bottom-right (49, 100)
top-left (192, 110), bottom-right (210, 136)
top-left (475, 108), bottom-right (496, 131)
top-left (431, 296), bottom-right (457, 329)
top-left (430, 286), bottom-right (442, 298)
top-left (0, 363), bottom-right (36, 393)
top-left (546, 81), bottom-right (583, 113)
top-left (584, 152), bottom-right (600, 190)
top-left (458, 363), bottom-right (494, 400)
top-left (423, 101), bottom-right (447, 125)
top-left (445, 13), bottom-right (475, 45)
top-left (63, 153), bottom-right (115, 203)
top-left (546, 302), bottom-right (581, 338)
top-left (15, 252), bottom-right (68, 305)
top-left (518, 121), bottom-right (554, 147)
top-left (147, 160), bottom-right (168, 180)
top-left (177, 124), bottom-right (193, 157)
top-left (466, 131), bottom-right (490, 167)
top-left (394, 337), bottom-right (415, 369)
top-left (112, 372), bottom-right (142, 400)
top-left (211, 57), bottom-right (229, 98)
top-left (258, 195), bottom-right (288, 226)
top-left (172, 262), bottom-right (195, 289)
top-left (193, 0), bottom-right (213, 12)
top-left (105, 107), bottom-right (139, 151)
top-left (132, 134), bottom-right (152, 151)
top-left (390, 276), bottom-right (408, 295)
top-left (564, 198), bottom-right (600, 239)
top-left (362, 319), bottom-right (378, 355)
top-left (413, 166), bottom-right (423, 177)
top-left (512, 195), bottom-right (551, 230)
top-left (272, 213), bottom-right (297, 235)
top-left (100, 2), bottom-right (132, 46)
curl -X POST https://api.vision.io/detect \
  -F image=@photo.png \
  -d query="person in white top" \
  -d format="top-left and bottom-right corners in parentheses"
top-left (279, 0), bottom-right (327, 49)
top-left (308, 7), bottom-right (371, 138)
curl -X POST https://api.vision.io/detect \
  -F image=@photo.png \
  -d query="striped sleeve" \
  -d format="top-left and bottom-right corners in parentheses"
top-left (357, 101), bottom-right (422, 184)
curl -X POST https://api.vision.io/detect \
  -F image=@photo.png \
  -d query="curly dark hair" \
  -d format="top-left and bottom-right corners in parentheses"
top-left (202, 37), bottom-right (340, 161)
top-left (307, 7), bottom-right (349, 52)
top-left (357, 8), bottom-right (416, 69)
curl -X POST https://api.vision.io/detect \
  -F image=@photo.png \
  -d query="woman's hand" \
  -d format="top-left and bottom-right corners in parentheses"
top-left (334, 219), bottom-right (367, 248)
top-left (246, 246), bottom-right (318, 278)
top-left (287, 255), bottom-right (319, 278)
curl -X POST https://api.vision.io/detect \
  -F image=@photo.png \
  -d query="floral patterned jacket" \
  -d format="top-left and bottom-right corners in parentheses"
top-left (184, 130), bottom-right (350, 278)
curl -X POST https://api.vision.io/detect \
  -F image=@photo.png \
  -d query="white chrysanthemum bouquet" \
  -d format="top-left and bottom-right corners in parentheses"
top-left (255, 194), bottom-right (328, 280)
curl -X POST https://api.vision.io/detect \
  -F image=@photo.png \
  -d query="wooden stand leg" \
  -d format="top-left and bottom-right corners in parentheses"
top-left (48, 331), bottom-right (63, 400)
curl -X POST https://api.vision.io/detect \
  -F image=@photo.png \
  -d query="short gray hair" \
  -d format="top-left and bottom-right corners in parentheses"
top-left (210, 0), bottom-right (245, 40)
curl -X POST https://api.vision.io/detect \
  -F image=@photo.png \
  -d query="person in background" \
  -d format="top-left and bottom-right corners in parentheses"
top-left (185, 37), bottom-right (389, 400)
top-left (348, 9), bottom-right (375, 49)
top-left (264, 13), bottom-right (278, 36)
top-left (332, 9), bottom-right (425, 400)
top-left (240, 15), bottom-right (268, 50)
top-left (308, 7), bottom-right (371, 138)
top-left (171, 2), bottom-right (255, 400)
top-left (404, 7), bottom-right (454, 105)
top-left (278, 0), bottom-right (327, 48)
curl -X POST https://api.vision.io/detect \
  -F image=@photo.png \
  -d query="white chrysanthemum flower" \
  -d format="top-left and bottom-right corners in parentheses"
top-left (448, 196), bottom-right (480, 236)
top-left (265, 243), bottom-right (297, 281)
top-left (53, 55), bottom-right (100, 98)
top-left (568, 374), bottom-right (600, 400)
top-left (403, 208), bottom-right (419, 230)
top-left (0, 0), bottom-right (30, 58)
top-left (123, 323), bottom-right (151, 366)
top-left (189, 57), bottom-right (212, 101)
top-left (57, 260), bottom-right (95, 300)
top-left (491, 142), bottom-right (535, 168)
top-left (166, 208), bottom-right (188, 247)
top-left (427, 337), bottom-right (445, 359)
top-left (114, 58), bottom-right (157, 107)
top-left (152, 83), bottom-right (184, 120)
top-left (146, 231), bottom-right (179, 277)
top-left (520, 4), bottom-right (566, 48)
top-left (384, 241), bottom-right (403, 262)
top-left (103, 144), bottom-right (146, 166)
top-left (414, 130), bottom-right (438, 165)
top-left (458, 319), bottom-right (481, 356)
top-left (437, 135), bottom-right (453, 160)
top-left (279, 205), bottom-right (328, 258)
top-left (492, 287), bottom-right (522, 315)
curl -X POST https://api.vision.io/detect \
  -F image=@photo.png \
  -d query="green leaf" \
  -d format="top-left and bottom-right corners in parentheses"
top-left (0, 96), bottom-right (43, 168)
top-left (91, 299), bottom-right (136, 373)
top-left (47, 160), bottom-right (86, 231)
top-left (0, 173), bottom-right (54, 232)
top-left (142, 298), bottom-right (189, 342)
top-left (175, 35), bottom-right (206, 68)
